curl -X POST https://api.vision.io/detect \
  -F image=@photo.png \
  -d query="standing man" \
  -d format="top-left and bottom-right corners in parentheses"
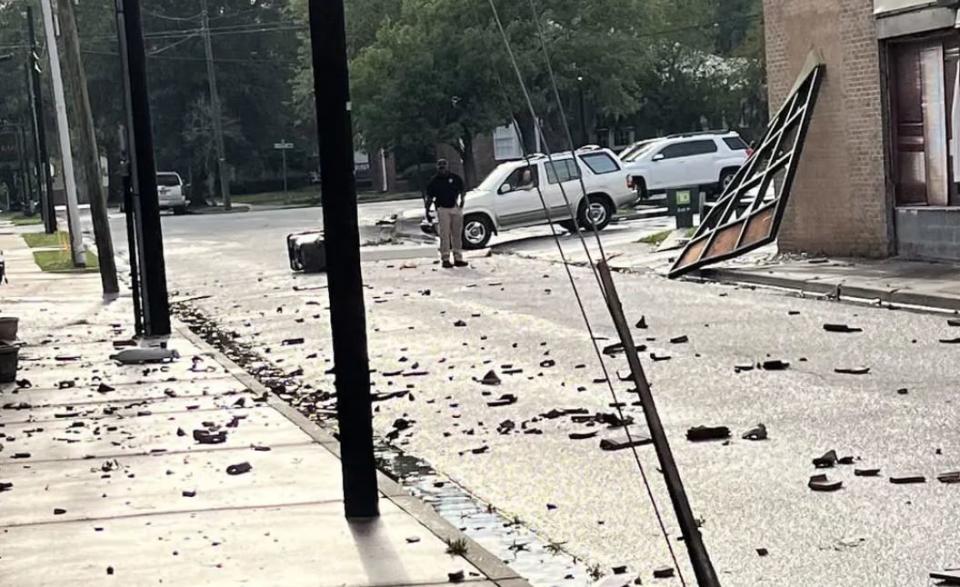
top-left (426, 158), bottom-right (468, 268)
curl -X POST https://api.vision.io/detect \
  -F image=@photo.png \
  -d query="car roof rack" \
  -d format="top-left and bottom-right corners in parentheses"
top-left (665, 129), bottom-right (734, 139)
top-left (576, 144), bottom-right (602, 152)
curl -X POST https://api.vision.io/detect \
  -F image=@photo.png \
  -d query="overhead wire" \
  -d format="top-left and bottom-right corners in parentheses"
top-left (148, 32), bottom-right (200, 56)
top-left (486, 0), bottom-right (688, 582)
top-left (80, 49), bottom-right (298, 67)
top-left (142, 9), bottom-right (202, 22)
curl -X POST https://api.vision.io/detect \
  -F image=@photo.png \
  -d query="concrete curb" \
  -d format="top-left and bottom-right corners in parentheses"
top-left (696, 267), bottom-right (960, 312)
top-left (173, 320), bottom-right (528, 587)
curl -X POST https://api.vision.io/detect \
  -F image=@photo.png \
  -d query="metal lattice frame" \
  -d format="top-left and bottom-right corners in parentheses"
top-left (669, 53), bottom-right (825, 279)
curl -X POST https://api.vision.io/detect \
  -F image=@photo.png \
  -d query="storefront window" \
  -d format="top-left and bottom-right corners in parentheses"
top-left (889, 35), bottom-right (960, 206)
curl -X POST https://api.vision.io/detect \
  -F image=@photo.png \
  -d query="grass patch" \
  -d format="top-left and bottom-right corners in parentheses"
top-left (637, 227), bottom-right (697, 247)
top-left (0, 212), bottom-right (43, 226)
top-left (357, 190), bottom-right (422, 203)
top-left (231, 187), bottom-right (422, 207)
top-left (232, 187), bottom-right (320, 206)
top-left (33, 249), bottom-right (99, 273)
top-left (637, 229), bottom-right (674, 246)
top-left (22, 231), bottom-right (68, 249)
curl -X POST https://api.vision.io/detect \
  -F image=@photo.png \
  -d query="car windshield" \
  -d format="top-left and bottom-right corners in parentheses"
top-left (621, 140), bottom-right (662, 162)
top-left (476, 163), bottom-right (516, 192)
top-left (157, 174), bottom-right (180, 187)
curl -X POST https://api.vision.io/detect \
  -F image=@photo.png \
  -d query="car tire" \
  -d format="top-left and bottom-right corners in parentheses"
top-left (634, 177), bottom-right (648, 201)
top-left (173, 206), bottom-right (187, 216)
top-left (462, 214), bottom-right (493, 250)
top-left (718, 169), bottom-right (738, 195)
top-left (559, 220), bottom-right (579, 233)
top-left (578, 195), bottom-right (613, 232)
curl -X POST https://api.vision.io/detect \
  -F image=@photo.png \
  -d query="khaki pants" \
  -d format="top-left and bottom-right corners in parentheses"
top-left (437, 206), bottom-right (464, 262)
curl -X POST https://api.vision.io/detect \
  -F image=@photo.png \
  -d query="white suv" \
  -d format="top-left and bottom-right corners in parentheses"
top-left (447, 148), bottom-right (636, 249)
top-left (157, 172), bottom-right (188, 215)
top-left (621, 131), bottom-right (750, 199)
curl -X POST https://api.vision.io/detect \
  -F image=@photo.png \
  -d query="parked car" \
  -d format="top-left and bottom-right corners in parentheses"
top-left (157, 172), bottom-right (188, 214)
top-left (119, 172), bottom-right (189, 214)
top-left (434, 147), bottom-right (636, 250)
top-left (621, 131), bottom-right (751, 200)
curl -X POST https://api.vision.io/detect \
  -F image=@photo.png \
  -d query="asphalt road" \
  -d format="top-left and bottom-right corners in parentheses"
top-left (109, 206), bottom-right (960, 586)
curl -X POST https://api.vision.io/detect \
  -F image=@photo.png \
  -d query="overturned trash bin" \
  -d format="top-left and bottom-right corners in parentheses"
top-left (287, 231), bottom-right (327, 273)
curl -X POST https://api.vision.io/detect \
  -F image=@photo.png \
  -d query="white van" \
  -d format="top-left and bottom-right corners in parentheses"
top-left (436, 148), bottom-right (636, 249)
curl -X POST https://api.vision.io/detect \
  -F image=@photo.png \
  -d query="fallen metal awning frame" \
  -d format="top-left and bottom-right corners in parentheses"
top-left (668, 52), bottom-right (826, 279)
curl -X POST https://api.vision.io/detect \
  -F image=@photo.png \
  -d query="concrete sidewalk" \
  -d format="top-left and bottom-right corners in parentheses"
top-left (0, 226), bottom-right (525, 586)
top-left (695, 255), bottom-right (960, 312)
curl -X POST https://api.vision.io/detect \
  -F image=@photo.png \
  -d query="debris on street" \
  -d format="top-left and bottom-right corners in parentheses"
top-left (686, 426), bottom-right (731, 442)
top-left (808, 474), bottom-right (842, 492)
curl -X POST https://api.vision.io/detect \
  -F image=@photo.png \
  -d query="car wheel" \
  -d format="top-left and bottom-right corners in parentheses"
top-left (462, 214), bottom-right (493, 250)
top-left (719, 169), bottom-right (738, 194)
top-left (558, 220), bottom-right (579, 233)
top-left (578, 196), bottom-right (613, 232)
top-left (635, 177), bottom-right (648, 200)
top-left (173, 206), bottom-right (187, 216)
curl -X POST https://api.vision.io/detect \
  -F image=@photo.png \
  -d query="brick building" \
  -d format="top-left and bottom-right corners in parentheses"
top-left (764, 0), bottom-right (960, 260)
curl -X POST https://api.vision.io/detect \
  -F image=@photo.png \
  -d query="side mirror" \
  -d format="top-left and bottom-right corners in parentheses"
top-left (652, 153), bottom-right (665, 162)
top-left (498, 184), bottom-right (511, 195)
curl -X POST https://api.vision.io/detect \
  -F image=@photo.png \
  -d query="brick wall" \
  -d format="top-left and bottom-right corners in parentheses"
top-left (763, 0), bottom-right (895, 257)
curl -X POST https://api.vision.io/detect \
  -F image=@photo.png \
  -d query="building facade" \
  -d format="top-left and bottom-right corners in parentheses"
top-left (764, 0), bottom-right (960, 260)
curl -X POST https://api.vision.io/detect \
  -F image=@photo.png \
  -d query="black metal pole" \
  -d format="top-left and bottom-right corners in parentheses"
top-left (27, 6), bottom-right (56, 233)
top-left (116, 0), bottom-right (170, 336)
top-left (597, 261), bottom-right (720, 586)
top-left (123, 170), bottom-right (143, 336)
top-left (24, 58), bottom-right (44, 219)
top-left (306, 0), bottom-right (379, 518)
top-left (15, 127), bottom-right (30, 211)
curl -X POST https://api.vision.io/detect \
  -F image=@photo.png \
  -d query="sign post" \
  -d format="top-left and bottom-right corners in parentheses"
top-left (667, 186), bottom-right (696, 229)
top-left (274, 140), bottom-right (294, 202)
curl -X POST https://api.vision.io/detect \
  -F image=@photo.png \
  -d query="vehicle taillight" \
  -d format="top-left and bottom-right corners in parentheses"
top-left (627, 176), bottom-right (635, 189)
top-left (746, 148), bottom-right (754, 157)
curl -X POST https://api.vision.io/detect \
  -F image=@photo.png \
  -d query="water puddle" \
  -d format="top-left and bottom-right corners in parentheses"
top-left (176, 302), bottom-right (593, 587)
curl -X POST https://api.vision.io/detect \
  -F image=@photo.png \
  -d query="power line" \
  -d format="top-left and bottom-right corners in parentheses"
top-left (142, 9), bottom-right (202, 22)
top-left (149, 32), bottom-right (199, 56)
top-left (78, 22), bottom-right (305, 44)
top-left (81, 48), bottom-right (298, 66)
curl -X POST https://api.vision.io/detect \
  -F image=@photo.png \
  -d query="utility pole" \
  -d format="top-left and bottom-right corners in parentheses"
top-left (39, 0), bottom-right (84, 267)
top-left (577, 76), bottom-right (587, 147)
top-left (200, 0), bottom-right (231, 210)
top-left (16, 126), bottom-right (33, 211)
top-left (26, 6), bottom-right (56, 234)
top-left (307, 0), bottom-right (379, 518)
top-left (115, 0), bottom-right (171, 336)
top-left (57, 0), bottom-right (119, 294)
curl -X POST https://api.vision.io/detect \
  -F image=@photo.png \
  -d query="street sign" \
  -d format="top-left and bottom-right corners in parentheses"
top-left (273, 140), bottom-right (293, 197)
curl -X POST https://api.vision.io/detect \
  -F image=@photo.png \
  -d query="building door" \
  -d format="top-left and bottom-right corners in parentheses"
top-left (890, 36), bottom-right (959, 206)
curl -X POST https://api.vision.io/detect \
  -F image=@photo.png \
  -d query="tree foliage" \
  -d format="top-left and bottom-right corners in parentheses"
top-left (0, 0), bottom-right (768, 198)
top-left (328, 0), bottom-right (767, 185)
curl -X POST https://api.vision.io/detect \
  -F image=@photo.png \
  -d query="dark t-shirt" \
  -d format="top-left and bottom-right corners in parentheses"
top-left (427, 173), bottom-right (465, 208)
